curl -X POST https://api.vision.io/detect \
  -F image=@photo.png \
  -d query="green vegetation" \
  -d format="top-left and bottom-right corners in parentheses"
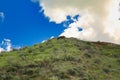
top-left (0, 37), bottom-right (120, 80)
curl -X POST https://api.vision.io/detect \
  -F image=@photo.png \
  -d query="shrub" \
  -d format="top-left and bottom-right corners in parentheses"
top-left (94, 59), bottom-right (101, 64)
top-left (67, 68), bottom-right (77, 76)
top-left (116, 59), bottom-right (120, 64)
top-left (103, 68), bottom-right (110, 74)
top-left (57, 36), bottom-right (65, 40)
top-left (84, 53), bottom-right (91, 58)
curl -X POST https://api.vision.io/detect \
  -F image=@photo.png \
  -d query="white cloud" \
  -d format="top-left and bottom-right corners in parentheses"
top-left (60, 13), bottom-right (96, 41)
top-left (41, 40), bottom-right (47, 43)
top-left (35, 0), bottom-right (120, 44)
top-left (0, 12), bottom-right (5, 23)
top-left (0, 39), bottom-right (12, 53)
top-left (50, 36), bottom-right (54, 39)
top-left (0, 47), bottom-right (5, 53)
top-left (4, 39), bottom-right (12, 52)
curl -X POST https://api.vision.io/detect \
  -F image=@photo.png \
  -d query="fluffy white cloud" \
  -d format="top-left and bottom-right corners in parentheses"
top-left (36, 0), bottom-right (120, 44)
top-left (0, 12), bottom-right (5, 23)
top-left (0, 39), bottom-right (12, 53)
top-left (50, 36), bottom-right (54, 39)
top-left (0, 47), bottom-right (4, 53)
top-left (41, 40), bottom-right (47, 43)
top-left (4, 39), bottom-right (12, 52)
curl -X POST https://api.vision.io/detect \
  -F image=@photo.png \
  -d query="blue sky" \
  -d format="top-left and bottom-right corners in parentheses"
top-left (0, 0), bottom-right (66, 47)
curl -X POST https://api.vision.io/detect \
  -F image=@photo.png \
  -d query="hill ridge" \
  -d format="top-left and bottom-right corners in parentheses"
top-left (0, 37), bottom-right (120, 80)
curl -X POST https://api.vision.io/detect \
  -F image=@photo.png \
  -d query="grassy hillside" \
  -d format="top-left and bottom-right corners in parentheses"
top-left (0, 37), bottom-right (120, 80)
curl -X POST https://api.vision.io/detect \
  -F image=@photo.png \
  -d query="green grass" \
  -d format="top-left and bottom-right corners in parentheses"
top-left (0, 37), bottom-right (120, 80)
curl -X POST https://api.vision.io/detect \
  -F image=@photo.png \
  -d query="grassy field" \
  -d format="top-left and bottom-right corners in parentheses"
top-left (0, 37), bottom-right (120, 80)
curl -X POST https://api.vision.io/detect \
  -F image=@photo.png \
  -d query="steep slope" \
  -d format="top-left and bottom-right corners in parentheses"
top-left (0, 37), bottom-right (120, 80)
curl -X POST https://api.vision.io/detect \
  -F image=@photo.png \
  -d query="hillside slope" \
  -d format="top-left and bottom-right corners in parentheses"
top-left (0, 37), bottom-right (120, 80)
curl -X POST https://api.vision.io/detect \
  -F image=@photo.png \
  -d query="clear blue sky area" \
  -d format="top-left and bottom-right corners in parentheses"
top-left (0, 0), bottom-right (66, 47)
